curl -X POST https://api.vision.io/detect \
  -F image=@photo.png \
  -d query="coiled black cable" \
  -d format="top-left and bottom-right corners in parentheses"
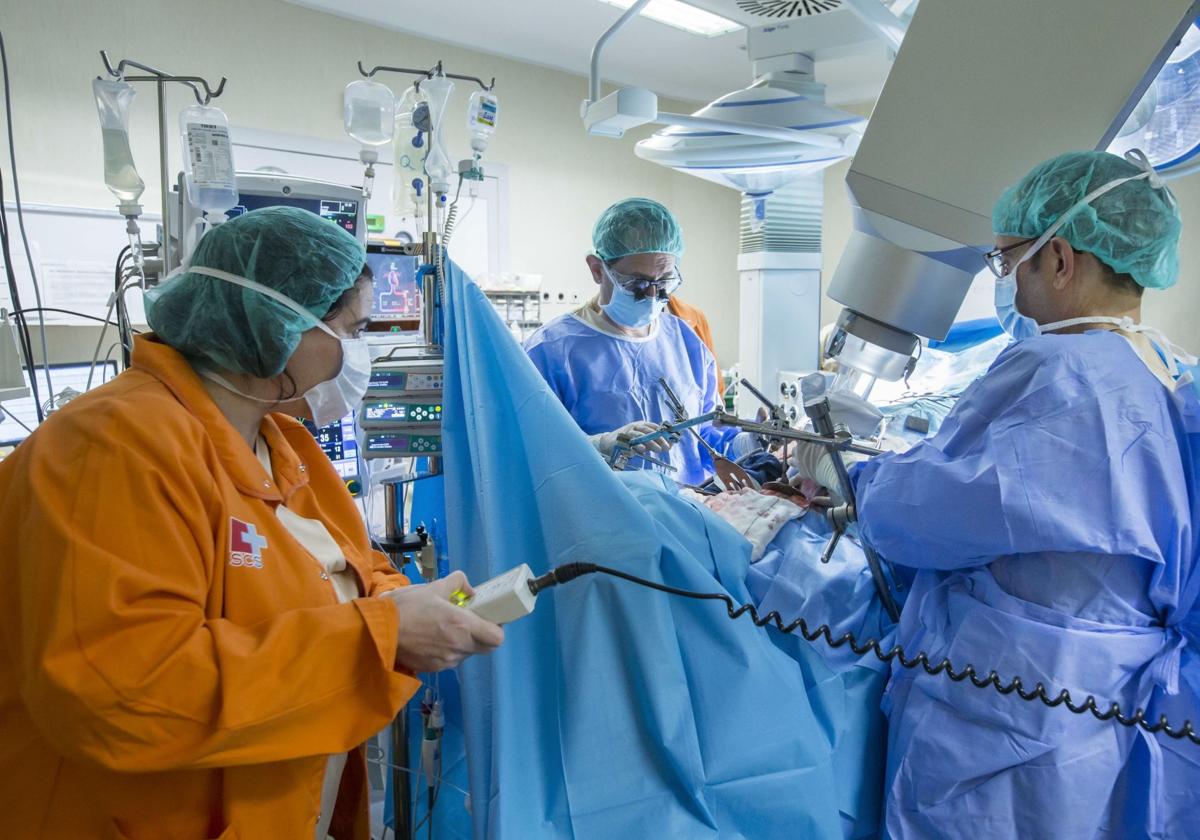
top-left (529, 562), bottom-right (1200, 747)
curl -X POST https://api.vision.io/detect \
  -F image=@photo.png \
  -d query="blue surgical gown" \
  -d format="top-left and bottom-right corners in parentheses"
top-left (851, 330), bottom-right (1200, 839)
top-left (524, 310), bottom-right (734, 485)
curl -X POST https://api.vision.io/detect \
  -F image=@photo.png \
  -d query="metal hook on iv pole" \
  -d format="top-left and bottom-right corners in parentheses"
top-left (357, 60), bottom-right (496, 91)
top-left (100, 51), bottom-right (227, 105)
top-left (97, 51), bottom-right (230, 275)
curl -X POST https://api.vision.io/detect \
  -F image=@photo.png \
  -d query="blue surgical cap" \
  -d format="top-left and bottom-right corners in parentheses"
top-left (146, 206), bottom-right (367, 377)
top-left (592, 197), bottom-right (684, 261)
top-left (992, 150), bottom-right (1181, 290)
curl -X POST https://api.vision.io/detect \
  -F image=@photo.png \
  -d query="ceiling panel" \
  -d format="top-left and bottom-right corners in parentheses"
top-left (281, 0), bottom-right (888, 104)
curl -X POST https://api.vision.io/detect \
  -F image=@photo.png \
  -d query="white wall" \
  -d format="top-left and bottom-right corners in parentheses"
top-left (0, 0), bottom-right (742, 364)
top-left (821, 101), bottom-right (1200, 350)
top-left (16, 0), bottom-right (1198, 381)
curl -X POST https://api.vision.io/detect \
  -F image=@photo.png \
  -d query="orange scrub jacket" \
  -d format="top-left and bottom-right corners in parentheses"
top-left (0, 336), bottom-right (420, 839)
top-left (667, 295), bottom-right (721, 384)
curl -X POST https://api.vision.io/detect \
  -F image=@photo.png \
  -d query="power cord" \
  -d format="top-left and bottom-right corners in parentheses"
top-left (528, 562), bottom-right (1200, 747)
top-left (9, 306), bottom-right (143, 331)
top-left (0, 29), bottom-right (53, 406)
top-left (0, 161), bottom-right (40, 421)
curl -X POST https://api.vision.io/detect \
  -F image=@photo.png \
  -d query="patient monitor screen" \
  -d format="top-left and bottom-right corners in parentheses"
top-left (228, 194), bottom-right (360, 237)
top-left (365, 245), bottom-right (421, 321)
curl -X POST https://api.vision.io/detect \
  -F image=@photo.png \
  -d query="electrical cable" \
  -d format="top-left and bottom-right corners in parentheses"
top-left (0, 30), bottom-right (53, 403)
top-left (86, 249), bottom-right (134, 391)
top-left (528, 562), bottom-right (1200, 747)
top-left (101, 342), bottom-right (123, 381)
top-left (8, 307), bottom-right (143, 331)
top-left (86, 284), bottom-right (124, 392)
top-left (116, 289), bottom-right (134, 359)
top-left (114, 247), bottom-right (136, 365)
top-left (413, 782), bottom-right (440, 837)
top-left (364, 760), bottom-right (469, 800)
top-left (0, 168), bottom-right (41, 422)
top-left (365, 757), bottom-right (453, 838)
top-left (0, 405), bottom-right (31, 433)
top-left (440, 176), bottom-right (464, 248)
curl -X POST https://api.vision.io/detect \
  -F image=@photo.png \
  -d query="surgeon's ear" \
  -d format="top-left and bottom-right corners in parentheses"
top-left (1048, 237), bottom-right (1076, 291)
top-left (585, 254), bottom-right (605, 286)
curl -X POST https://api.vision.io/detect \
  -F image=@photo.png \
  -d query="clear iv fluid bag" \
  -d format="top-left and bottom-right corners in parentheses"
top-left (180, 105), bottom-right (238, 214)
top-left (422, 75), bottom-right (455, 195)
top-left (93, 78), bottom-right (145, 208)
top-left (466, 90), bottom-right (499, 154)
top-left (393, 86), bottom-right (424, 216)
top-left (344, 80), bottom-right (396, 147)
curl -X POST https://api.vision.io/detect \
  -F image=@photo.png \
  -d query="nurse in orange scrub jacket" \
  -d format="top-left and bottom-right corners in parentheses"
top-left (0, 207), bottom-right (504, 839)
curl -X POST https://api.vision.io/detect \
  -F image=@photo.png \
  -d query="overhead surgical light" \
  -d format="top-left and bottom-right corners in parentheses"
top-left (595, 0), bottom-right (743, 37)
top-left (634, 72), bottom-right (865, 230)
top-left (583, 0), bottom-right (893, 226)
top-left (1108, 19), bottom-right (1200, 176)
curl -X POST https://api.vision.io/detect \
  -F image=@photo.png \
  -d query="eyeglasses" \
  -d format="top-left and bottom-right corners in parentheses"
top-left (603, 263), bottom-right (684, 300)
top-left (983, 238), bottom-right (1036, 278)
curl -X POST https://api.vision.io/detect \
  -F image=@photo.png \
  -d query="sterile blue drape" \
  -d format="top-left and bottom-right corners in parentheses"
top-left (439, 258), bottom-right (848, 839)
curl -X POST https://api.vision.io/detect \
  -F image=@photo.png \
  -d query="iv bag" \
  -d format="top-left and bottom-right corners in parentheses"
top-left (93, 78), bottom-right (145, 210)
top-left (344, 80), bottom-right (396, 147)
top-left (393, 86), bottom-right (425, 215)
top-left (179, 104), bottom-right (238, 215)
top-left (422, 75), bottom-right (455, 195)
top-left (466, 90), bottom-right (499, 155)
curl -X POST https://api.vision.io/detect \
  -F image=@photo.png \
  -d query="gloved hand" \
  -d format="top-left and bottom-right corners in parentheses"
top-left (589, 420), bottom-right (674, 458)
top-left (789, 441), bottom-right (868, 505)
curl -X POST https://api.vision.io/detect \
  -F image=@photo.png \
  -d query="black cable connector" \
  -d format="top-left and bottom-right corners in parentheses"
top-left (527, 562), bottom-right (598, 596)
top-left (530, 562), bottom-right (1199, 747)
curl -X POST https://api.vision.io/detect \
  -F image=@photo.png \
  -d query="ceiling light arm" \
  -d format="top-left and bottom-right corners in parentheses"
top-left (840, 0), bottom-right (909, 53)
top-left (655, 111), bottom-right (847, 150)
top-left (588, 0), bottom-right (652, 105)
top-left (1158, 157), bottom-right (1200, 180)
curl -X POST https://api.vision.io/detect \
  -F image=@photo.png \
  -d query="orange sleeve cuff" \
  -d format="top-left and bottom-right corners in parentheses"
top-left (354, 596), bottom-right (400, 670)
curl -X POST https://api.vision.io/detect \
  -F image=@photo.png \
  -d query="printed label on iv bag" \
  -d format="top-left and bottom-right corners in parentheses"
top-left (475, 99), bottom-right (497, 128)
top-left (185, 124), bottom-right (234, 188)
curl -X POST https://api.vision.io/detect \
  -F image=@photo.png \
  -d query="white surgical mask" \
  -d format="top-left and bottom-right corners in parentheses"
top-left (181, 266), bottom-right (373, 426)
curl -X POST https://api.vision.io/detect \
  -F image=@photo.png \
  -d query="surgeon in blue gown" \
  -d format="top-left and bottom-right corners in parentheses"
top-left (524, 198), bottom-right (740, 486)
top-left (793, 150), bottom-right (1200, 838)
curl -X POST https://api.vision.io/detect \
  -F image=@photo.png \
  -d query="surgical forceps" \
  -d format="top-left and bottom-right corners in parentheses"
top-left (659, 379), bottom-right (757, 490)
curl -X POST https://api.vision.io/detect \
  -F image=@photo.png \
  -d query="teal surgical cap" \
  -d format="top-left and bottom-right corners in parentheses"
top-left (992, 150), bottom-right (1181, 290)
top-left (146, 206), bottom-right (367, 377)
top-left (592, 197), bottom-right (684, 261)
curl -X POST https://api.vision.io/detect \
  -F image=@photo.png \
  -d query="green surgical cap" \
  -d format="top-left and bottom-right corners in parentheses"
top-left (146, 206), bottom-right (367, 377)
top-left (992, 150), bottom-right (1181, 290)
top-left (592, 197), bottom-right (684, 261)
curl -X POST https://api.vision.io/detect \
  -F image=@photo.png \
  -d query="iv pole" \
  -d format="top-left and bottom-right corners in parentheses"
top-left (98, 51), bottom-right (228, 276)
